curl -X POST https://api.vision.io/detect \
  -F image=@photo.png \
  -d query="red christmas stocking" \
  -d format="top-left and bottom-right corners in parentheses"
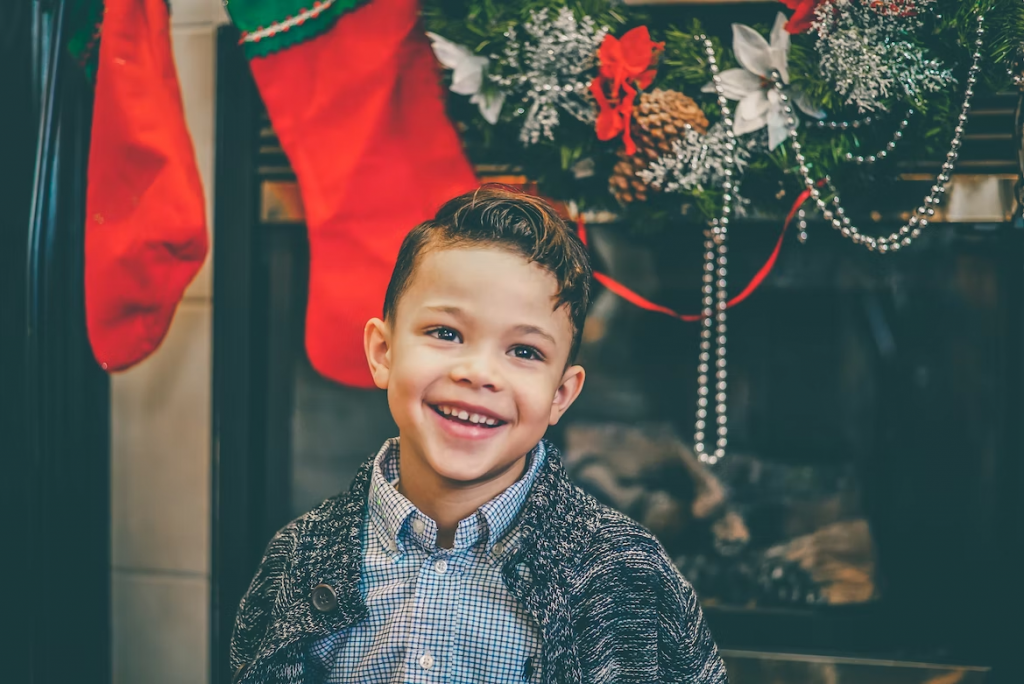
top-left (246, 0), bottom-right (478, 387)
top-left (85, 0), bottom-right (208, 371)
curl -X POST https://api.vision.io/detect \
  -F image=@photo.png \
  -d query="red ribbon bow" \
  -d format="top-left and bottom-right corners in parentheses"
top-left (591, 27), bottom-right (664, 155)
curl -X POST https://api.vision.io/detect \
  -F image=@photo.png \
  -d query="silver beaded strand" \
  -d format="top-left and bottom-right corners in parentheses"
top-left (815, 115), bottom-right (876, 130)
top-left (694, 34), bottom-right (740, 465)
top-left (842, 109), bottom-right (914, 165)
top-left (797, 208), bottom-right (809, 243)
top-left (780, 14), bottom-right (986, 253)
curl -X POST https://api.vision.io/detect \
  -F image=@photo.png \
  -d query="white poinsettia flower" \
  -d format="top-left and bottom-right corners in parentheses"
top-left (469, 90), bottom-right (506, 126)
top-left (426, 32), bottom-right (506, 124)
top-left (702, 13), bottom-right (824, 150)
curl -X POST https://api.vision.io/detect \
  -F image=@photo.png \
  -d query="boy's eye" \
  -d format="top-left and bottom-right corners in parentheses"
top-left (511, 345), bottom-right (544, 362)
top-left (427, 326), bottom-right (461, 343)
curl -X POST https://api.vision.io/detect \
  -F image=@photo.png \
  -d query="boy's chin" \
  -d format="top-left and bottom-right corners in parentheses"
top-left (426, 450), bottom-right (503, 484)
top-left (423, 446), bottom-right (528, 487)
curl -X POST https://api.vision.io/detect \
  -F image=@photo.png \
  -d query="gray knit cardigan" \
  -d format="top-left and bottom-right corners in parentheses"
top-left (230, 440), bottom-right (729, 684)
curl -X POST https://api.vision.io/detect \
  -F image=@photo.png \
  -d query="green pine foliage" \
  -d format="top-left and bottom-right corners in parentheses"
top-left (422, 0), bottom-right (1022, 224)
top-left (941, 0), bottom-right (1024, 82)
top-left (660, 20), bottom-right (737, 93)
top-left (422, 0), bottom-right (629, 52)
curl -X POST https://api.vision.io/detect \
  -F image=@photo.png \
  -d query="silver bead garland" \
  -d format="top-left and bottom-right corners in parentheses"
top-left (815, 115), bottom-right (875, 130)
top-left (842, 108), bottom-right (914, 165)
top-left (693, 34), bottom-right (740, 465)
top-left (782, 13), bottom-right (986, 253)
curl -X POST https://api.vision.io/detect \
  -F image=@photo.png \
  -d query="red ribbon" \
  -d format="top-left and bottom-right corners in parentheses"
top-left (576, 188), bottom-right (818, 321)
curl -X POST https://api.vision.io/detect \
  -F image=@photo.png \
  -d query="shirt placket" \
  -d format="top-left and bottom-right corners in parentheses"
top-left (407, 549), bottom-right (461, 682)
top-left (338, 438), bottom-right (547, 684)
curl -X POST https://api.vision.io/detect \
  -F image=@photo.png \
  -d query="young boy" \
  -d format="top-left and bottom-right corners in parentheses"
top-left (229, 188), bottom-right (728, 684)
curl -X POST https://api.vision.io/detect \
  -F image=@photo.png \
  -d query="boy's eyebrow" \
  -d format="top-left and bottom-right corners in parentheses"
top-left (424, 305), bottom-right (465, 317)
top-left (513, 324), bottom-right (557, 346)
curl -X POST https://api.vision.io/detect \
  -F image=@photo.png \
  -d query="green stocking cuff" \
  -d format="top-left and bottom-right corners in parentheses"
top-left (225, 0), bottom-right (372, 58)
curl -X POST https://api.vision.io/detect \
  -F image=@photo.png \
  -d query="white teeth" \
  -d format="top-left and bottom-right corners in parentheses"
top-left (437, 405), bottom-right (501, 426)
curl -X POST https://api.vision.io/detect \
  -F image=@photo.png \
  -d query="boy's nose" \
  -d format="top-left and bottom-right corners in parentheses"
top-left (450, 353), bottom-right (502, 390)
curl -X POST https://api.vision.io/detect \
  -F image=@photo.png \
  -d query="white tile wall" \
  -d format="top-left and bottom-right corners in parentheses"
top-left (211, 0), bottom-right (231, 26)
top-left (168, 0), bottom-right (231, 27)
top-left (169, 0), bottom-right (218, 26)
top-left (112, 1), bottom-right (223, 681)
top-left (172, 26), bottom-right (216, 301)
top-left (113, 571), bottom-right (210, 684)
top-left (111, 301), bottom-right (211, 574)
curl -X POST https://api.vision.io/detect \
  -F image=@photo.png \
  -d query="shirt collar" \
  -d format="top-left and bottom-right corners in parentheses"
top-left (368, 439), bottom-right (418, 553)
top-left (367, 438), bottom-right (547, 555)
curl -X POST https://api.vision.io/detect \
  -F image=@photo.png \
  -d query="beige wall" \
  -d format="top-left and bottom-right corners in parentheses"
top-left (111, 2), bottom-right (227, 682)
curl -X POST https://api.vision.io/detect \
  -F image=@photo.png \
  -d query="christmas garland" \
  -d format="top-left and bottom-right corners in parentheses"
top-left (423, 0), bottom-right (1024, 223)
top-left (425, 0), bottom-right (1023, 465)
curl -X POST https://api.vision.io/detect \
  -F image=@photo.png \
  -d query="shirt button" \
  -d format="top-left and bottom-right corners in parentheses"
top-left (412, 519), bottom-right (425, 535)
top-left (434, 559), bottom-right (448, 574)
top-left (492, 542), bottom-right (505, 556)
top-left (419, 653), bottom-right (434, 670)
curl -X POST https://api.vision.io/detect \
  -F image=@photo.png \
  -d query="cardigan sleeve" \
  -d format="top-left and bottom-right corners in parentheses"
top-left (229, 522), bottom-right (300, 682)
top-left (654, 548), bottom-right (729, 684)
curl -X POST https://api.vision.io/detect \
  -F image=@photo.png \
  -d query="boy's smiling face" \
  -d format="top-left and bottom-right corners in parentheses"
top-left (364, 245), bottom-right (585, 489)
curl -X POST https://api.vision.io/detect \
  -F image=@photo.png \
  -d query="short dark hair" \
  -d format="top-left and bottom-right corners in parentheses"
top-left (383, 186), bottom-right (593, 364)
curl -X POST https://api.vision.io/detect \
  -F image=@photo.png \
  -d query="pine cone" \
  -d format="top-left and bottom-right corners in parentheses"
top-left (609, 89), bottom-right (710, 204)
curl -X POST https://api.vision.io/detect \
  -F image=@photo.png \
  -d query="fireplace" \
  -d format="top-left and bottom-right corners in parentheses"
top-left (211, 25), bottom-right (1024, 684)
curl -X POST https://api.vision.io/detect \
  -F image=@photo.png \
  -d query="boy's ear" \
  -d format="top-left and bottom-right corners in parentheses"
top-left (548, 365), bottom-right (585, 426)
top-left (363, 318), bottom-right (392, 390)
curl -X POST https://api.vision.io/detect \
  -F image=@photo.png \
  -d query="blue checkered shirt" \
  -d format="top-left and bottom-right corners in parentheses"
top-left (308, 438), bottom-right (545, 683)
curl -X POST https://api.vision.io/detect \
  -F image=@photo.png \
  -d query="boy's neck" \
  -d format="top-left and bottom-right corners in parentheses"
top-left (396, 445), bottom-right (531, 549)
